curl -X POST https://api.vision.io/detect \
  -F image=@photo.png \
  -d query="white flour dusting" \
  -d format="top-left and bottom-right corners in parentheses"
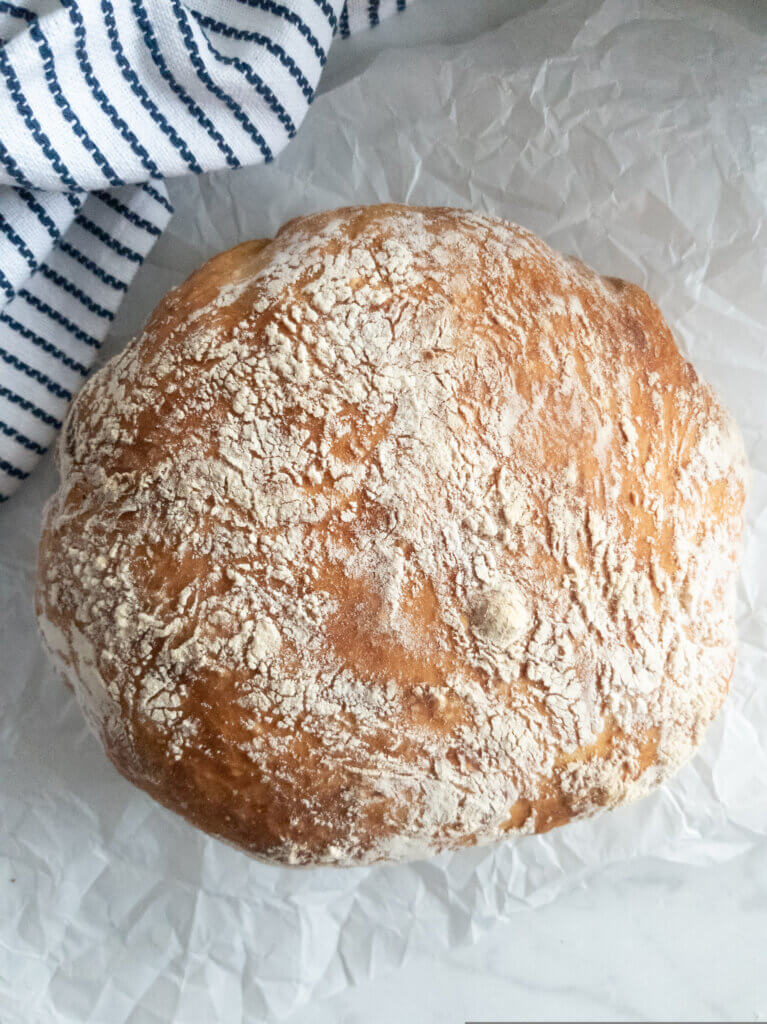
top-left (37, 206), bottom-right (748, 865)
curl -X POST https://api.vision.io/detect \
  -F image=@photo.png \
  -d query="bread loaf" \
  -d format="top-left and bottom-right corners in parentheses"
top-left (36, 205), bottom-right (748, 866)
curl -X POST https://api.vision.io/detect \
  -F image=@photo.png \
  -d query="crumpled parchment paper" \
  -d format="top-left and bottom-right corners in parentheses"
top-left (1, 1), bottom-right (765, 1020)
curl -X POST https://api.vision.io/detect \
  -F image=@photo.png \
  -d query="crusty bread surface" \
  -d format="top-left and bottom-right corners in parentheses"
top-left (36, 205), bottom-right (748, 865)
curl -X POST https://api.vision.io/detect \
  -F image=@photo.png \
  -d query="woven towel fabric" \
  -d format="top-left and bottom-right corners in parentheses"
top-left (0, 0), bottom-right (406, 501)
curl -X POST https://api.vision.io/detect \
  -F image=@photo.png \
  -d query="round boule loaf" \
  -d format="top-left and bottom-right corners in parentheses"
top-left (36, 204), bottom-right (748, 866)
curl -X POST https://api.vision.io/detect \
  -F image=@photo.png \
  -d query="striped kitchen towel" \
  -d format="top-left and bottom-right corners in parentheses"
top-left (0, 0), bottom-right (407, 502)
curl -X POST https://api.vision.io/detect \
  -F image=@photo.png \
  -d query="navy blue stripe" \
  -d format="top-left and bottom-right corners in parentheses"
top-left (339, 4), bottom-right (350, 39)
top-left (28, 20), bottom-right (122, 186)
top-left (59, 241), bottom-right (128, 291)
top-left (368, 0), bottom-right (380, 28)
top-left (0, 136), bottom-right (36, 190)
top-left (0, 418), bottom-right (46, 456)
top-left (100, 0), bottom-right (204, 174)
top-left (0, 455), bottom-right (29, 481)
top-left (39, 265), bottom-right (113, 320)
top-left (170, 0), bottom-right (272, 161)
top-left (0, 47), bottom-right (81, 191)
top-left (0, 1), bottom-right (33, 23)
top-left (140, 181), bottom-right (173, 213)
top-left (19, 290), bottom-right (101, 348)
top-left (235, 0), bottom-right (327, 66)
top-left (0, 313), bottom-right (89, 376)
top-left (60, 0), bottom-right (163, 181)
top-left (17, 188), bottom-right (60, 241)
top-left (313, 0), bottom-right (336, 31)
top-left (0, 266), bottom-right (14, 301)
top-left (199, 30), bottom-right (296, 138)
top-left (0, 209), bottom-right (37, 269)
top-left (190, 11), bottom-right (314, 101)
top-left (0, 382), bottom-right (62, 428)
top-left (132, 0), bottom-right (243, 171)
top-left (75, 214), bottom-right (142, 263)
top-left (396, 0), bottom-right (405, 11)
top-left (0, 346), bottom-right (73, 400)
top-left (94, 191), bottom-right (163, 236)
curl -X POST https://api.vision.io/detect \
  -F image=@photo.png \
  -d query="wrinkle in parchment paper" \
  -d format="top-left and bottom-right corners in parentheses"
top-left (1, 1), bottom-right (765, 1020)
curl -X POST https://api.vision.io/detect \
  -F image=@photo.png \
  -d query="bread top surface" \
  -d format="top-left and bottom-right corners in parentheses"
top-left (37, 204), bottom-right (747, 865)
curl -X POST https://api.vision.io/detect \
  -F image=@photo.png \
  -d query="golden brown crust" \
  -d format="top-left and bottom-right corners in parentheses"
top-left (37, 205), bottom-right (748, 865)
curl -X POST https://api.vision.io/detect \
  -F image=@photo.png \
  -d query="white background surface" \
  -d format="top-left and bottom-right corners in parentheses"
top-left (309, 7), bottom-right (767, 1023)
top-left (2, 1), bottom-right (767, 1021)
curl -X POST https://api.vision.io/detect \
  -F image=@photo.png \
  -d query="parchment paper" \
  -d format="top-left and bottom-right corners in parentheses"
top-left (1, 1), bottom-right (766, 1021)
